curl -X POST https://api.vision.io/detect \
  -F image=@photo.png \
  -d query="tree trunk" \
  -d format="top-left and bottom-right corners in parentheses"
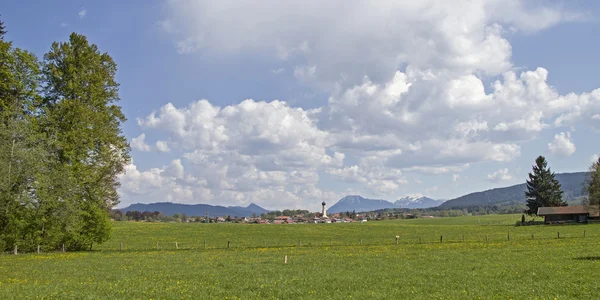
top-left (7, 138), bottom-right (15, 191)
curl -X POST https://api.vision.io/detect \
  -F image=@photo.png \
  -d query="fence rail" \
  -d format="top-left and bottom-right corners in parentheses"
top-left (3, 229), bottom-right (598, 254)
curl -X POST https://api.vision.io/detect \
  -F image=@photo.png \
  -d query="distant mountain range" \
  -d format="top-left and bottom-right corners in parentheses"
top-left (395, 196), bottom-right (445, 208)
top-left (119, 202), bottom-right (269, 217)
top-left (439, 172), bottom-right (588, 208)
top-left (118, 172), bottom-right (589, 216)
top-left (327, 195), bottom-right (444, 214)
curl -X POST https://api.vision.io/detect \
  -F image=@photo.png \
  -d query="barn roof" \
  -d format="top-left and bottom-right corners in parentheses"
top-left (537, 206), bottom-right (588, 216)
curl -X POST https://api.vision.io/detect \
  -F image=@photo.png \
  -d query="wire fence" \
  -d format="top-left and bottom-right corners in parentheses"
top-left (4, 227), bottom-right (599, 254)
top-left (87, 229), bottom-right (598, 252)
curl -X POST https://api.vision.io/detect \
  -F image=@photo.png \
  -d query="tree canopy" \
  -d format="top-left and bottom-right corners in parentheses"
top-left (583, 157), bottom-right (600, 215)
top-left (0, 19), bottom-right (129, 252)
top-left (525, 156), bottom-right (566, 216)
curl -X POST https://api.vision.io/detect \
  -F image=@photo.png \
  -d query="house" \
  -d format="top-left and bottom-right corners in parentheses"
top-left (537, 206), bottom-right (590, 224)
top-left (274, 216), bottom-right (294, 224)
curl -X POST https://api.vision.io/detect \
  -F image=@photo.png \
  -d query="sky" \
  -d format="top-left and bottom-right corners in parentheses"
top-left (3, 0), bottom-right (600, 211)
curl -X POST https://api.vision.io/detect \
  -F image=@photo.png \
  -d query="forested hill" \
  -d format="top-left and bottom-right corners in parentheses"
top-left (439, 172), bottom-right (588, 208)
top-left (120, 202), bottom-right (269, 217)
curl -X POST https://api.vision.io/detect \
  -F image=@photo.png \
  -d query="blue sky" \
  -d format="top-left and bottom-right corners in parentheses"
top-left (3, 1), bottom-right (600, 210)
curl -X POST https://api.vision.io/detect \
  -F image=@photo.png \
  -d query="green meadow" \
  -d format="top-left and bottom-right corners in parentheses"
top-left (2, 214), bottom-right (600, 299)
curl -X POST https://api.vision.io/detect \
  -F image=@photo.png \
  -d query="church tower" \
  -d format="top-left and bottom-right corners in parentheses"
top-left (321, 201), bottom-right (327, 218)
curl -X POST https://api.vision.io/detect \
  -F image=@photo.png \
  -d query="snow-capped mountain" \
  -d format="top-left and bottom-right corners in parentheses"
top-left (394, 196), bottom-right (445, 209)
top-left (328, 195), bottom-right (396, 214)
top-left (328, 195), bottom-right (445, 213)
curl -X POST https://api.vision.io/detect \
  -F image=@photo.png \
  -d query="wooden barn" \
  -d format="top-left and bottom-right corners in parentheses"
top-left (537, 206), bottom-right (589, 224)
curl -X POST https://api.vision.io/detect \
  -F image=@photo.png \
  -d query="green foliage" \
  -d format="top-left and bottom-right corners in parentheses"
top-left (0, 17), bottom-right (5, 40)
top-left (583, 157), bottom-right (600, 215)
top-left (0, 27), bottom-right (129, 252)
top-left (526, 156), bottom-right (566, 216)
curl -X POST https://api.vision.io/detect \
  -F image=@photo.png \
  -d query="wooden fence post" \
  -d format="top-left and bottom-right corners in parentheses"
top-left (13, 244), bottom-right (17, 255)
top-left (227, 241), bottom-right (230, 249)
top-left (37, 245), bottom-right (40, 254)
top-left (395, 236), bottom-right (399, 245)
top-left (62, 244), bottom-right (65, 253)
top-left (507, 232), bottom-right (510, 241)
top-left (360, 239), bottom-right (363, 246)
top-left (440, 236), bottom-right (443, 243)
top-left (204, 240), bottom-right (207, 249)
top-left (176, 242), bottom-right (179, 249)
top-left (120, 242), bottom-right (123, 251)
top-left (156, 242), bottom-right (159, 250)
top-left (284, 255), bottom-right (287, 264)
top-left (557, 232), bottom-right (560, 239)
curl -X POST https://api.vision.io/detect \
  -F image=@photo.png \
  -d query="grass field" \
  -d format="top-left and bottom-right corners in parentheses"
top-left (2, 214), bottom-right (600, 299)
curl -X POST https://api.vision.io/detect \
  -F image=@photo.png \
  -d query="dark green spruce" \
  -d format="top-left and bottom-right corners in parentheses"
top-left (582, 157), bottom-right (600, 216)
top-left (525, 156), bottom-right (566, 216)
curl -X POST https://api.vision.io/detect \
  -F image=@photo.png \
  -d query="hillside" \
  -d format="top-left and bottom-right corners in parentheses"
top-left (328, 195), bottom-right (442, 213)
top-left (119, 202), bottom-right (269, 217)
top-left (328, 195), bottom-right (396, 214)
top-left (439, 172), bottom-right (588, 208)
top-left (395, 196), bottom-right (445, 209)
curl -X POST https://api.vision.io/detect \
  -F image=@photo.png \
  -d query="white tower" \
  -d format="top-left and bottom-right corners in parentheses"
top-left (321, 201), bottom-right (327, 218)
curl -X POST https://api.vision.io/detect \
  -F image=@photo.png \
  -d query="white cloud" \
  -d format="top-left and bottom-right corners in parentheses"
top-left (163, 0), bottom-right (575, 88)
top-left (118, 1), bottom-right (599, 208)
top-left (158, 19), bottom-right (174, 33)
top-left (425, 186), bottom-right (439, 194)
top-left (131, 134), bottom-right (152, 152)
top-left (271, 68), bottom-right (285, 74)
top-left (78, 9), bottom-right (87, 19)
top-left (327, 163), bottom-right (408, 195)
top-left (487, 168), bottom-right (514, 182)
top-left (453, 174), bottom-right (460, 182)
top-left (548, 132), bottom-right (576, 156)
top-left (590, 154), bottom-right (599, 164)
top-left (155, 140), bottom-right (171, 153)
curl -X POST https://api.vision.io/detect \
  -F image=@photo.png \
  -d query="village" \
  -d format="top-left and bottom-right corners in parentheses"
top-left (114, 201), bottom-right (437, 223)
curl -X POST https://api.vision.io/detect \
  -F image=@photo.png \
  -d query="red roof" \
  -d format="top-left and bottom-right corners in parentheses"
top-left (537, 206), bottom-right (588, 216)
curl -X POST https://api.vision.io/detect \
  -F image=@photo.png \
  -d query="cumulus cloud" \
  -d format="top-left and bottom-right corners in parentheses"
top-left (78, 8), bottom-right (86, 19)
top-left (163, 0), bottom-right (576, 87)
top-left (155, 141), bottom-right (171, 153)
top-left (116, 1), bottom-right (598, 208)
top-left (487, 168), bottom-right (514, 182)
top-left (548, 132), bottom-right (576, 156)
top-left (131, 134), bottom-right (152, 152)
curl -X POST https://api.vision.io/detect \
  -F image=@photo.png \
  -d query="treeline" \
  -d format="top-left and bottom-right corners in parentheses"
top-left (111, 210), bottom-right (204, 223)
top-left (371, 203), bottom-right (526, 219)
top-left (0, 19), bottom-right (129, 252)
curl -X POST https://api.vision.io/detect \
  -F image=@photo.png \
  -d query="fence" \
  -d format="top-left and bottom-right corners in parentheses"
top-left (4, 227), bottom-right (600, 255)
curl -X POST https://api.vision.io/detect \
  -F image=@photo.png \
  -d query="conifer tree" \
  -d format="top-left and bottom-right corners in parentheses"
top-left (525, 156), bottom-right (566, 216)
top-left (0, 16), bottom-right (6, 39)
top-left (583, 157), bottom-right (600, 215)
